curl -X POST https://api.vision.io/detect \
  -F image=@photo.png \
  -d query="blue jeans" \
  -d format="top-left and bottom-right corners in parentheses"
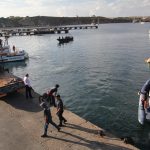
top-left (44, 118), bottom-right (59, 135)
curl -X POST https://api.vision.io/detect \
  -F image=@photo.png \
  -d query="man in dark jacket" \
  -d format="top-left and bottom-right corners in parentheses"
top-left (56, 95), bottom-right (67, 127)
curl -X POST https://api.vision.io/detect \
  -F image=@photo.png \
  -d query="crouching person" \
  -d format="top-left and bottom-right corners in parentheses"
top-left (39, 95), bottom-right (60, 137)
top-left (56, 95), bottom-right (67, 127)
top-left (47, 84), bottom-right (60, 107)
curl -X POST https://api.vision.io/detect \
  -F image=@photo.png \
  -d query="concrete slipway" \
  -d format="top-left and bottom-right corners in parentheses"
top-left (0, 90), bottom-right (138, 150)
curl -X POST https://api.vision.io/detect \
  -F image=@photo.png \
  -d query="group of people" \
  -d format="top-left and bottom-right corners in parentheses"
top-left (23, 73), bottom-right (67, 137)
top-left (23, 72), bottom-right (150, 137)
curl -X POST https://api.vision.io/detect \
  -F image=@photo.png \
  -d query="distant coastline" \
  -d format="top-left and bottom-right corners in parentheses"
top-left (0, 16), bottom-right (150, 28)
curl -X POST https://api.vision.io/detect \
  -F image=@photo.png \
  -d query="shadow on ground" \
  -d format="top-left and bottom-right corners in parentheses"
top-left (0, 91), bottom-right (41, 112)
top-left (45, 130), bottom-right (133, 150)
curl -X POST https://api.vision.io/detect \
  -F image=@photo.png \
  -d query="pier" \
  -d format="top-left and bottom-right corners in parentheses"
top-left (0, 25), bottom-right (98, 37)
top-left (0, 73), bottom-right (138, 150)
top-left (0, 71), bottom-right (24, 97)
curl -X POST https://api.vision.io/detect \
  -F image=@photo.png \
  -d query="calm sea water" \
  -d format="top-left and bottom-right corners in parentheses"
top-left (3, 23), bottom-right (150, 149)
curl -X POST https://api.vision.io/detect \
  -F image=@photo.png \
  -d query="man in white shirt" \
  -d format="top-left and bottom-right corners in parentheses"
top-left (23, 74), bottom-right (33, 99)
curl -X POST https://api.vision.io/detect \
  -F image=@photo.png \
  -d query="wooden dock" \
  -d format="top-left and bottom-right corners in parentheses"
top-left (0, 25), bottom-right (98, 37)
top-left (0, 72), bottom-right (24, 97)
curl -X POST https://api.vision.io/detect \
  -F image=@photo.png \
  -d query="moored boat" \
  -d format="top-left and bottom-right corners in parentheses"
top-left (0, 38), bottom-right (28, 63)
top-left (57, 36), bottom-right (73, 43)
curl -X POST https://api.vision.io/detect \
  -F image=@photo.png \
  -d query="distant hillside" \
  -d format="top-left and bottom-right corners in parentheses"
top-left (0, 16), bottom-right (150, 28)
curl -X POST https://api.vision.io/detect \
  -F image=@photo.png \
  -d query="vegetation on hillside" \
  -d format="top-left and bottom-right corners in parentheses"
top-left (0, 16), bottom-right (150, 28)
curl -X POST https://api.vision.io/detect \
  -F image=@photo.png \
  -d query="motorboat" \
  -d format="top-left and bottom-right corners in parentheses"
top-left (57, 36), bottom-right (73, 43)
top-left (0, 38), bottom-right (28, 63)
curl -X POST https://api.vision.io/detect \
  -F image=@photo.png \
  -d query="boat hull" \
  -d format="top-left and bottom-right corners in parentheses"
top-left (0, 53), bottom-right (28, 63)
top-left (138, 94), bottom-right (150, 125)
top-left (57, 37), bottom-right (73, 43)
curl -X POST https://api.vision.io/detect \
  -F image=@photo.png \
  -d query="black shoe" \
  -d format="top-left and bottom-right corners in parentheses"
top-left (58, 124), bottom-right (63, 127)
top-left (57, 127), bottom-right (61, 132)
top-left (63, 120), bottom-right (67, 124)
top-left (59, 124), bottom-right (65, 127)
top-left (41, 134), bottom-right (48, 137)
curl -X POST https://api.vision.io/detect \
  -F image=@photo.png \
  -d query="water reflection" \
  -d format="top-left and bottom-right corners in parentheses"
top-left (57, 43), bottom-right (65, 47)
top-left (1, 61), bottom-right (27, 72)
top-left (57, 41), bottom-right (74, 47)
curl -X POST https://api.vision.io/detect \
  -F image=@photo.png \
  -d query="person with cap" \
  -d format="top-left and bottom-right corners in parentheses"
top-left (47, 84), bottom-right (60, 107)
top-left (39, 94), bottom-right (60, 137)
top-left (56, 94), bottom-right (67, 127)
top-left (23, 73), bottom-right (33, 99)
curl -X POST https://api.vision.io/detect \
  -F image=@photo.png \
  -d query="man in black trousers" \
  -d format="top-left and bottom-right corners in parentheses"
top-left (23, 74), bottom-right (33, 99)
top-left (56, 95), bottom-right (67, 127)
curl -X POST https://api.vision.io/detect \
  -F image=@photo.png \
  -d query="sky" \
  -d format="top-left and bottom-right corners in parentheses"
top-left (0, 0), bottom-right (150, 18)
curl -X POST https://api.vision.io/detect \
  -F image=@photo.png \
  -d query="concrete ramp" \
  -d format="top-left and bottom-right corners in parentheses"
top-left (0, 90), bottom-right (138, 150)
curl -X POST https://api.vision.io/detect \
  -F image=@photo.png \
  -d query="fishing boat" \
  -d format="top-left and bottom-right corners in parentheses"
top-left (0, 38), bottom-right (28, 63)
top-left (57, 36), bottom-right (73, 43)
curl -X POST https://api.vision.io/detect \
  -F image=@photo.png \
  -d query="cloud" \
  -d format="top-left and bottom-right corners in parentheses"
top-left (0, 0), bottom-right (150, 17)
top-left (106, 0), bottom-right (150, 16)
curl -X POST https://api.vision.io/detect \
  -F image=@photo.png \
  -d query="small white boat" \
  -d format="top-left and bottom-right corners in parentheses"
top-left (0, 39), bottom-right (28, 63)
